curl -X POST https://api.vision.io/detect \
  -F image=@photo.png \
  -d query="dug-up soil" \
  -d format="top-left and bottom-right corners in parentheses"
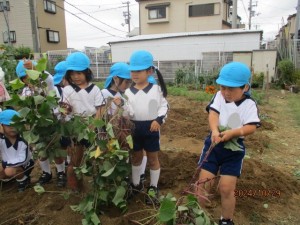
top-left (1, 89), bottom-right (300, 225)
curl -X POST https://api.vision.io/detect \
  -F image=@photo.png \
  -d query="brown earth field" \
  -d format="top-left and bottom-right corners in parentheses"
top-left (0, 89), bottom-right (300, 225)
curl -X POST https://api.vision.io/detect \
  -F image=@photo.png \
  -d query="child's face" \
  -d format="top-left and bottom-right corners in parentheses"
top-left (114, 77), bottom-right (132, 92)
top-left (69, 71), bottom-right (87, 86)
top-left (2, 125), bottom-right (18, 137)
top-left (131, 69), bottom-right (151, 85)
top-left (220, 85), bottom-right (247, 102)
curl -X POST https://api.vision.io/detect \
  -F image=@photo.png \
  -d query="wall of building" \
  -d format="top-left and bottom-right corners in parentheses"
top-left (110, 30), bottom-right (261, 62)
top-left (36, 0), bottom-right (67, 52)
top-left (0, 0), bottom-right (34, 49)
top-left (139, 0), bottom-right (227, 35)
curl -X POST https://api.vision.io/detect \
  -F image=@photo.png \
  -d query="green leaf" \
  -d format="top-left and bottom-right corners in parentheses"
top-left (158, 198), bottom-right (176, 222)
top-left (35, 57), bottom-right (47, 72)
top-left (224, 138), bottom-right (243, 151)
top-left (34, 185), bottom-right (45, 195)
top-left (99, 190), bottom-right (109, 202)
top-left (178, 205), bottom-right (188, 211)
top-left (126, 135), bottom-right (133, 149)
top-left (9, 78), bottom-right (25, 90)
top-left (27, 69), bottom-right (40, 80)
top-left (18, 107), bottom-right (31, 118)
top-left (195, 216), bottom-right (206, 225)
top-left (90, 212), bottom-right (101, 225)
top-left (112, 186), bottom-right (126, 206)
top-left (102, 164), bottom-right (116, 177)
top-left (23, 131), bottom-right (39, 144)
top-left (34, 95), bottom-right (45, 105)
top-left (106, 123), bottom-right (115, 138)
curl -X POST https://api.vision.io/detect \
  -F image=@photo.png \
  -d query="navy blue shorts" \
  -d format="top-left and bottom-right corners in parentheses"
top-left (132, 121), bottom-right (160, 152)
top-left (2, 159), bottom-right (34, 177)
top-left (198, 135), bottom-right (246, 177)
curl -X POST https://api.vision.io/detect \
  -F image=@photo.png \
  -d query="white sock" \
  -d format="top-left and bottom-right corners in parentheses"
top-left (132, 164), bottom-right (142, 186)
top-left (67, 155), bottom-right (71, 164)
top-left (16, 175), bottom-right (27, 182)
top-left (55, 163), bottom-right (65, 173)
top-left (39, 159), bottom-right (51, 174)
top-left (140, 156), bottom-right (147, 176)
top-left (150, 168), bottom-right (160, 187)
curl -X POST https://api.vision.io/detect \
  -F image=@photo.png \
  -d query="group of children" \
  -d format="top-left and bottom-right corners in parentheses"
top-left (0, 49), bottom-right (260, 225)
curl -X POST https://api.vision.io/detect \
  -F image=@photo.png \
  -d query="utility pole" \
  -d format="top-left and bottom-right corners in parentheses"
top-left (2, 1), bottom-right (11, 45)
top-left (122, 1), bottom-right (131, 34)
top-left (294, 0), bottom-right (300, 68)
top-left (295, 0), bottom-right (300, 40)
top-left (232, 0), bottom-right (237, 28)
top-left (248, 0), bottom-right (258, 30)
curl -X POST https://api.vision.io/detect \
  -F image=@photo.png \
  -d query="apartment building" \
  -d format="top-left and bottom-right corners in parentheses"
top-left (136, 0), bottom-right (244, 35)
top-left (0, 0), bottom-right (67, 53)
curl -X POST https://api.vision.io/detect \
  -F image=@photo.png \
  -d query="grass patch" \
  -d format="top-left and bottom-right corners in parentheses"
top-left (167, 86), bottom-right (213, 102)
top-left (287, 93), bottom-right (300, 126)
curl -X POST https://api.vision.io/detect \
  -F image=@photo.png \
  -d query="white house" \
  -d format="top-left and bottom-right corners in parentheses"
top-left (109, 29), bottom-right (262, 62)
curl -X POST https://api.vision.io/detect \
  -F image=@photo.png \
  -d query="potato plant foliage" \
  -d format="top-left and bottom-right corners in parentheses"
top-left (5, 56), bottom-right (132, 225)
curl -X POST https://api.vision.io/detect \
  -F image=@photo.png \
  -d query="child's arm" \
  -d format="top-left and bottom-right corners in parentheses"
top-left (220, 124), bottom-right (257, 142)
top-left (208, 110), bottom-right (222, 144)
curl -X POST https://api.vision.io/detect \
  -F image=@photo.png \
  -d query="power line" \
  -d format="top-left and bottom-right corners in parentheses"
top-left (55, 3), bottom-right (125, 38)
top-left (64, 1), bottom-right (127, 33)
top-left (76, 5), bottom-right (127, 15)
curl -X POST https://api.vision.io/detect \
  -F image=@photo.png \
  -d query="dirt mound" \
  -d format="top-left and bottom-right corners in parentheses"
top-left (1, 93), bottom-right (300, 225)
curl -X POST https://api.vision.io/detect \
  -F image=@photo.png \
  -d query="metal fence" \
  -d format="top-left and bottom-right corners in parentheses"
top-left (46, 48), bottom-right (234, 83)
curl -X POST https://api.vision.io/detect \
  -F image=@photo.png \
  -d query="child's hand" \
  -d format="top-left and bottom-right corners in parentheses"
top-left (219, 129), bottom-right (235, 142)
top-left (211, 130), bottom-right (222, 144)
top-left (113, 97), bottom-right (123, 106)
top-left (150, 120), bottom-right (160, 132)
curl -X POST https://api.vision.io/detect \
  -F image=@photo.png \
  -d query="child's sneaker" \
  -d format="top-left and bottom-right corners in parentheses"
top-left (219, 219), bottom-right (235, 225)
top-left (38, 172), bottom-right (52, 185)
top-left (57, 172), bottom-right (67, 187)
top-left (140, 173), bottom-right (146, 182)
top-left (17, 176), bottom-right (31, 192)
top-left (145, 186), bottom-right (160, 206)
top-left (126, 182), bottom-right (144, 200)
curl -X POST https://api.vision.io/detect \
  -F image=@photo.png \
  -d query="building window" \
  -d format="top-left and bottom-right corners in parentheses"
top-left (0, 1), bottom-right (10, 11)
top-left (149, 6), bottom-right (166, 20)
top-left (44, 0), bottom-right (56, 14)
top-left (46, 30), bottom-right (59, 43)
top-left (3, 31), bottom-right (16, 43)
top-left (146, 2), bottom-right (170, 23)
top-left (189, 4), bottom-right (215, 17)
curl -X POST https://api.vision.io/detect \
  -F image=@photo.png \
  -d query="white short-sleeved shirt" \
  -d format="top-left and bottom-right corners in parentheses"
top-left (207, 91), bottom-right (260, 129)
top-left (62, 83), bottom-right (104, 117)
top-left (124, 83), bottom-right (168, 122)
top-left (0, 135), bottom-right (32, 167)
top-left (101, 89), bottom-right (124, 115)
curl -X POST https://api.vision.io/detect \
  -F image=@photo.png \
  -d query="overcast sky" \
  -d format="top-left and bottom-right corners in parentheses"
top-left (64, 0), bottom-right (298, 50)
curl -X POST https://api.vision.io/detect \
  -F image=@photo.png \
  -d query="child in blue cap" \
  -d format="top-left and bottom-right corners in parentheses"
top-left (53, 60), bottom-right (69, 99)
top-left (0, 109), bottom-right (34, 192)
top-left (60, 52), bottom-right (104, 191)
top-left (197, 62), bottom-right (261, 225)
top-left (15, 59), bottom-right (55, 96)
top-left (102, 62), bottom-right (132, 115)
top-left (125, 50), bottom-right (168, 205)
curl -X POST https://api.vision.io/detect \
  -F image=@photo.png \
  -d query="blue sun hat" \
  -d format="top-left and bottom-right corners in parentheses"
top-left (16, 61), bottom-right (27, 78)
top-left (104, 62), bottom-right (130, 88)
top-left (216, 62), bottom-right (251, 87)
top-left (16, 60), bottom-right (38, 78)
top-left (53, 61), bottom-right (67, 85)
top-left (128, 50), bottom-right (154, 71)
top-left (66, 52), bottom-right (90, 71)
top-left (0, 109), bottom-right (20, 125)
